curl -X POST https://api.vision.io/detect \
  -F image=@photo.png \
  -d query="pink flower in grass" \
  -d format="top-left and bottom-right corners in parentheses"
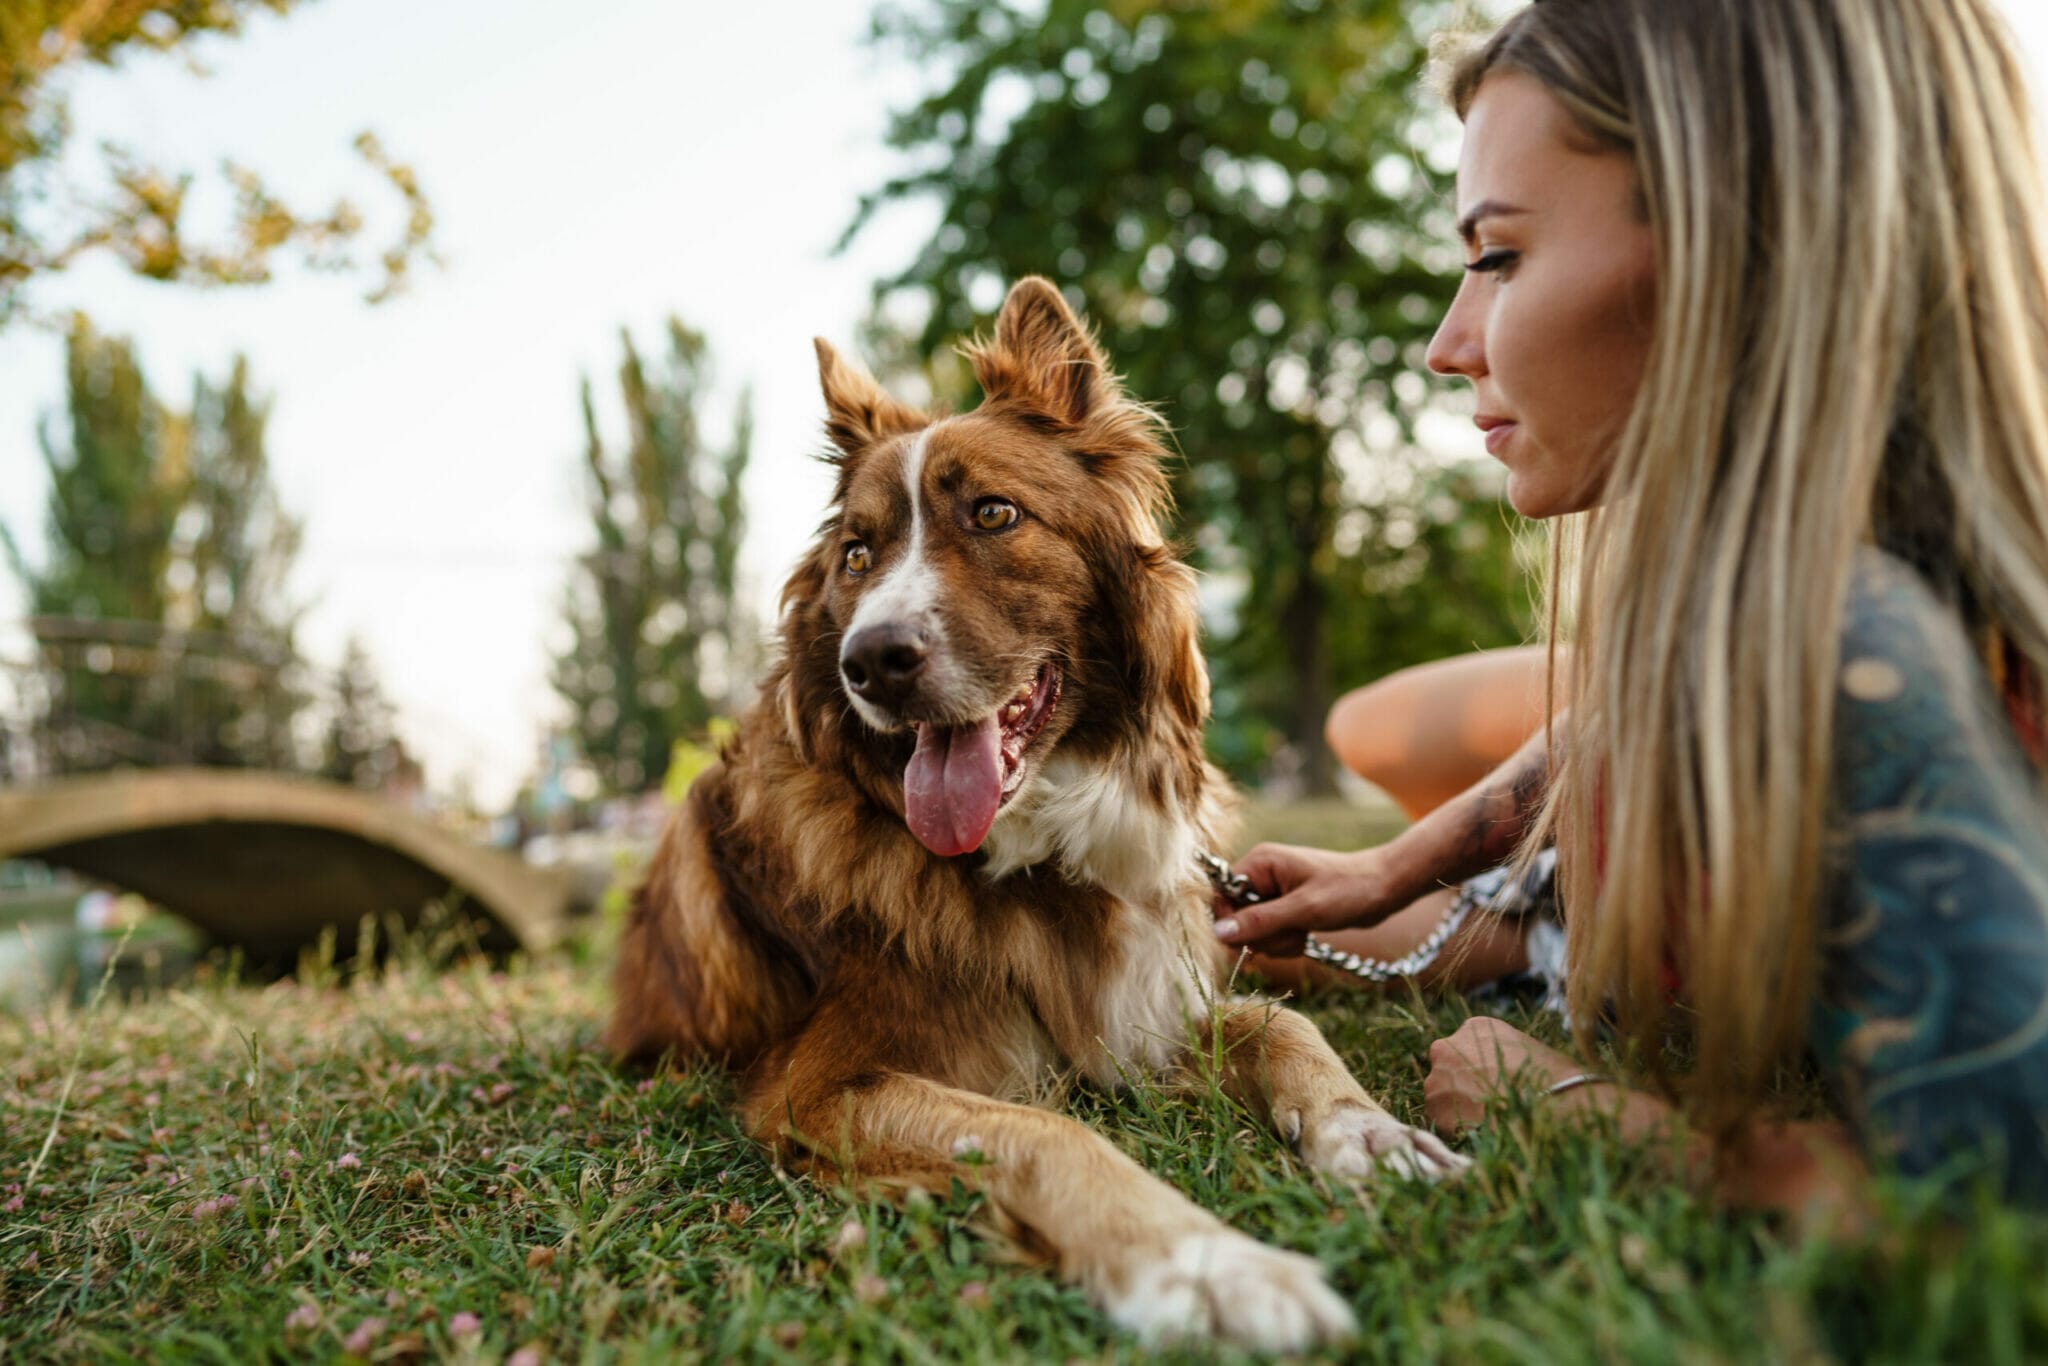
top-left (507, 1349), bottom-right (543, 1366)
top-left (343, 1316), bottom-right (387, 1354)
top-left (449, 1311), bottom-right (481, 1338)
top-left (552, 1104), bottom-right (572, 1118)
top-left (334, 1153), bottom-right (361, 1171)
top-left (284, 1304), bottom-right (320, 1331)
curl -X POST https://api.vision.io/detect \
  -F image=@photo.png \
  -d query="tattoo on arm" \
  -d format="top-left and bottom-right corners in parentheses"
top-left (1441, 729), bottom-right (1552, 885)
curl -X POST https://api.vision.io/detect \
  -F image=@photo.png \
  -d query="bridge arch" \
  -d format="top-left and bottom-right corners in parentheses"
top-left (0, 769), bottom-right (572, 962)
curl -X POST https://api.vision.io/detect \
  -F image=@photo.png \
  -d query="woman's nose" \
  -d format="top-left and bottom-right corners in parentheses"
top-left (1427, 281), bottom-right (1485, 379)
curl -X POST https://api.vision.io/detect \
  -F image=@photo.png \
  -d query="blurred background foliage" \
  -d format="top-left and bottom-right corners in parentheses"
top-left (848, 0), bottom-right (1535, 792)
top-left (1, 320), bottom-right (318, 774)
top-left (0, 0), bottom-right (1536, 806)
top-left (0, 0), bottom-right (436, 327)
top-left (550, 321), bottom-right (754, 797)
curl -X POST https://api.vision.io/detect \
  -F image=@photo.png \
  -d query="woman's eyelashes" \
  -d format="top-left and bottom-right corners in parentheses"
top-left (1465, 248), bottom-right (1522, 278)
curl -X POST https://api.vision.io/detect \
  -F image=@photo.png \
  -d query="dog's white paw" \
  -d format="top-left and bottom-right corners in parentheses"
top-left (1103, 1229), bottom-right (1356, 1352)
top-left (1298, 1102), bottom-right (1472, 1182)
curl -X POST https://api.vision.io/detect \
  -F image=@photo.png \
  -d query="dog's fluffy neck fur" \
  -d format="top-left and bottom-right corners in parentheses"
top-left (980, 734), bottom-right (1222, 913)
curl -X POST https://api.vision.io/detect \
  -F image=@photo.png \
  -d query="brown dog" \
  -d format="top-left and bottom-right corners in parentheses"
top-left (608, 277), bottom-right (1465, 1350)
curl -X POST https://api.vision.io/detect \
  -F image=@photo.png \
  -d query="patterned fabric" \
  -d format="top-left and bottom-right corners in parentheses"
top-left (1449, 548), bottom-right (2048, 1200)
top-left (1812, 549), bottom-right (2048, 1200)
top-left (1456, 845), bottom-right (1568, 1015)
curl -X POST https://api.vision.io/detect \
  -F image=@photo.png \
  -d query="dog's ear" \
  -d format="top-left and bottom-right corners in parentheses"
top-left (815, 338), bottom-right (923, 459)
top-left (968, 277), bottom-right (1115, 424)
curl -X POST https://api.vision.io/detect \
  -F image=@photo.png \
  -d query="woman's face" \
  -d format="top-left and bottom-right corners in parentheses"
top-left (1427, 72), bottom-right (1659, 519)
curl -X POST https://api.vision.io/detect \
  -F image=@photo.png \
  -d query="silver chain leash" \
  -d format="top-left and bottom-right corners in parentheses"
top-left (1196, 849), bottom-right (1472, 985)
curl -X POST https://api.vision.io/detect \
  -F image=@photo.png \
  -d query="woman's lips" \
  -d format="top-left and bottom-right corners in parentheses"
top-left (1476, 416), bottom-right (1517, 456)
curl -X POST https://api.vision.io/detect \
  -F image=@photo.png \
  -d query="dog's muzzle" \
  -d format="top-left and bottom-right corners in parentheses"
top-left (840, 622), bottom-right (928, 712)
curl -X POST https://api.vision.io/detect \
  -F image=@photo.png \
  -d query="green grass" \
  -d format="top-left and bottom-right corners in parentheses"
top-left (3, 892), bottom-right (2047, 1360)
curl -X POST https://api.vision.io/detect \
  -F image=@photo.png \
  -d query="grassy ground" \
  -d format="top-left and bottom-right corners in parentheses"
top-left (4, 823), bottom-right (2047, 1362)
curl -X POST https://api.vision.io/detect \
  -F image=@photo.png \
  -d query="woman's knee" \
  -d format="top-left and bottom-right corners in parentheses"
top-left (1324, 648), bottom-right (1552, 817)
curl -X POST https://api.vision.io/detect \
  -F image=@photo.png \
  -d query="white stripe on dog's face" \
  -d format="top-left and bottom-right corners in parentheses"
top-left (846, 427), bottom-right (937, 640)
top-left (843, 426), bottom-right (949, 730)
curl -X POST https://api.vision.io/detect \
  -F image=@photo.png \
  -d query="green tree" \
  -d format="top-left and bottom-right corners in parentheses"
top-left (850, 0), bottom-right (1534, 790)
top-left (553, 320), bottom-right (753, 795)
top-left (321, 633), bottom-right (399, 789)
top-left (3, 319), bottom-right (311, 771)
top-left (177, 353), bottom-right (309, 767)
top-left (1, 0), bottom-right (436, 326)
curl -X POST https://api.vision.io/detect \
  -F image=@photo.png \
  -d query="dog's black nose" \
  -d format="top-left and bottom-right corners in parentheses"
top-left (841, 623), bottom-right (928, 705)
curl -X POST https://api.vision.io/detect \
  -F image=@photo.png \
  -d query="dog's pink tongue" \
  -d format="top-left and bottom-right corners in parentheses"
top-left (904, 717), bottom-right (1003, 857)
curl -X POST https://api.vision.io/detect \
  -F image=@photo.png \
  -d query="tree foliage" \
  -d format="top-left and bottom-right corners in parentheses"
top-left (0, 0), bottom-right (436, 326)
top-left (552, 320), bottom-right (753, 796)
top-left (321, 632), bottom-right (402, 790)
top-left (3, 318), bottom-right (310, 772)
top-left (851, 0), bottom-right (1534, 788)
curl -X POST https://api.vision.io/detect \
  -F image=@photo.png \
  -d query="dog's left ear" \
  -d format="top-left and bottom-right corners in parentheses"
top-left (969, 277), bottom-right (1114, 424)
top-left (815, 338), bottom-right (924, 459)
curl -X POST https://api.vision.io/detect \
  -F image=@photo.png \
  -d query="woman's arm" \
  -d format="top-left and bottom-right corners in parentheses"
top-left (1423, 1017), bottom-right (1868, 1231)
top-left (1213, 721), bottom-right (1554, 957)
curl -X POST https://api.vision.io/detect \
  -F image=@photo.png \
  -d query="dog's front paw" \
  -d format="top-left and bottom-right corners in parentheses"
top-left (1103, 1229), bottom-right (1355, 1352)
top-left (1298, 1101), bottom-right (1471, 1182)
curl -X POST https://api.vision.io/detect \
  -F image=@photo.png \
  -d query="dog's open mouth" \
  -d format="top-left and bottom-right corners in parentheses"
top-left (902, 661), bottom-right (1062, 857)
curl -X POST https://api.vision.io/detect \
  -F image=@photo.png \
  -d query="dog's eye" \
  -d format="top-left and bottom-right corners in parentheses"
top-left (844, 542), bottom-right (872, 575)
top-left (973, 498), bottom-right (1020, 531)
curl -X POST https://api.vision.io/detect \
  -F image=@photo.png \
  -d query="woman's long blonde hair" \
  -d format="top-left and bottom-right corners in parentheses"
top-left (1439, 0), bottom-right (2048, 1137)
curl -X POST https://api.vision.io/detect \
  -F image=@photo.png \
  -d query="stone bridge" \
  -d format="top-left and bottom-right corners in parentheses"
top-left (0, 769), bottom-right (574, 963)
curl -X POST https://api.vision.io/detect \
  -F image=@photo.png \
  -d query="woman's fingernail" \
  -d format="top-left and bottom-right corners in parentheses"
top-left (1213, 918), bottom-right (1238, 940)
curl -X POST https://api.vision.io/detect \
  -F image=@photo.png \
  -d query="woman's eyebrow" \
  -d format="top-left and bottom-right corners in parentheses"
top-left (1457, 199), bottom-right (1530, 243)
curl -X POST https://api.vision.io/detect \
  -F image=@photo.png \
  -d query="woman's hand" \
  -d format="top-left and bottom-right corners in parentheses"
top-left (1423, 1016), bottom-right (1583, 1131)
top-left (1210, 842), bottom-right (1408, 957)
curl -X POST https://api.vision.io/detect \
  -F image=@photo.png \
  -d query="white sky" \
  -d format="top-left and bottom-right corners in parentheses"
top-left (3, 0), bottom-right (2047, 807)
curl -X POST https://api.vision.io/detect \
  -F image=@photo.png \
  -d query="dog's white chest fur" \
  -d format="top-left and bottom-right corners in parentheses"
top-left (1084, 901), bottom-right (1211, 1082)
top-left (982, 754), bottom-right (1216, 1083)
top-left (981, 754), bottom-right (1203, 909)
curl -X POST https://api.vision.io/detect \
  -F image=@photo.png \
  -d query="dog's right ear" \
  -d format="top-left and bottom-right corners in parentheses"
top-left (815, 338), bottom-right (922, 460)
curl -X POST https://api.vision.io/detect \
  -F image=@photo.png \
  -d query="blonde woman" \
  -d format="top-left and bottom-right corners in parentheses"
top-left (1214, 0), bottom-right (2048, 1217)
